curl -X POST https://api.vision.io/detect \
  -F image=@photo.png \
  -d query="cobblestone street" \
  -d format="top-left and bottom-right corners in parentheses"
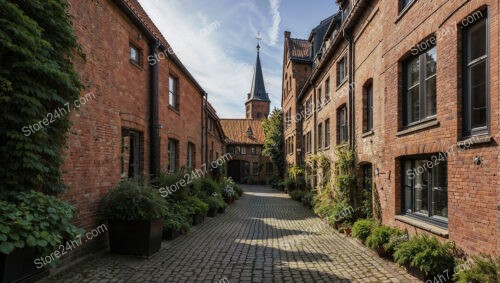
top-left (43, 185), bottom-right (420, 283)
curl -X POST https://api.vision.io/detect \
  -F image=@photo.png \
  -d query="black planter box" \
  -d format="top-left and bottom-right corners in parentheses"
top-left (0, 247), bottom-right (48, 283)
top-left (108, 218), bottom-right (163, 256)
top-left (217, 206), bottom-right (226, 213)
top-left (162, 229), bottom-right (180, 241)
top-left (207, 207), bottom-right (217, 217)
top-left (192, 213), bottom-right (205, 225)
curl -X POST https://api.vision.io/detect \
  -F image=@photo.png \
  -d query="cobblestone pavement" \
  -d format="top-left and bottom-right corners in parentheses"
top-left (42, 185), bottom-right (420, 283)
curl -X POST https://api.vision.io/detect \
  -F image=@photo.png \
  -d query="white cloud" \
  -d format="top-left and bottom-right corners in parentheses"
top-left (268, 0), bottom-right (281, 46)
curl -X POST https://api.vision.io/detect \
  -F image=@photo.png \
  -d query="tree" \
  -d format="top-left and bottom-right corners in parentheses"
top-left (0, 0), bottom-right (83, 195)
top-left (262, 108), bottom-right (285, 178)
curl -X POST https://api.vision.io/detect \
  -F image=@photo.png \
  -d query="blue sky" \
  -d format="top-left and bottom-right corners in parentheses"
top-left (138, 0), bottom-right (338, 118)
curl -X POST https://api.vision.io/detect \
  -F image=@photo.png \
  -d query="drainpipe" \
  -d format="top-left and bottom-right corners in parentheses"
top-left (343, 27), bottom-right (355, 148)
top-left (149, 39), bottom-right (161, 178)
top-left (201, 93), bottom-right (205, 165)
top-left (205, 92), bottom-right (209, 166)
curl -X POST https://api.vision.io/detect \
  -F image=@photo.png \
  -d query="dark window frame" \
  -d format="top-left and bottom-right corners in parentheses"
top-left (129, 44), bottom-right (142, 66)
top-left (169, 75), bottom-right (179, 111)
top-left (325, 77), bottom-right (331, 102)
top-left (187, 142), bottom-right (195, 169)
top-left (317, 123), bottom-right (323, 149)
top-left (337, 105), bottom-right (348, 144)
top-left (363, 82), bottom-right (373, 133)
top-left (253, 162), bottom-right (260, 176)
top-left (168, 138), bottom-right (179, 173)
top-left (462, 10), bottom-right (489, 137)
top-left (325, 119), bottom-right (330, 148)
top-left (337, 55), bottom-right (348, 86)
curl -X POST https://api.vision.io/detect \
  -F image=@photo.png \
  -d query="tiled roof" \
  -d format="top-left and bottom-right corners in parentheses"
top-left (220, 119), bottom-right (265, 145)
top-left (286, 38), bottom-right (311, 60)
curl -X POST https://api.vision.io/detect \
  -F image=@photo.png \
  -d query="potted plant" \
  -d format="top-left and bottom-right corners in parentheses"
top-left (102, 181), bottom-right (166, 256)
top-left (0, 191), bottom-right (81, 283)
top-left (182, 196), bottom-right (208, 225)
top-left (352, 219), bottom-right (376, 243)
top-left (218, 200), bottom-right (228, 213)
top-left (339, 223), bottom-right (352, 236)
top-left (163, 216), bottom-right (181, 241)
top-left (205, 195), bottom-right (225, 217)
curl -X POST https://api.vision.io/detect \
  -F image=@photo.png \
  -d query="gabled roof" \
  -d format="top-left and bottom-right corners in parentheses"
top-left (247, 47), bottom-right (270, 102)
top-left (219, 119), bottom-right (265, 145)
top-left (286, 38), bottom-right (311, 60)
top-left (309, 15), bottom-right (335, 58)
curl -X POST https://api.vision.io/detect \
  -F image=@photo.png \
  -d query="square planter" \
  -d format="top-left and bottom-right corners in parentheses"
top-left (192, 213), bottom-right (205, 225)
top-left (108, 218), bottom-right (163, 256)
top-left (0, 247), bottom-right (49, 283)
top-left (225, 197), bottom-right (234, 204)
top-left (217, 206), bottom-right (226, 214)
top-left (162, 229), bottom-right (180, 241)
top-left (207, 207), bottom-right (217, 217)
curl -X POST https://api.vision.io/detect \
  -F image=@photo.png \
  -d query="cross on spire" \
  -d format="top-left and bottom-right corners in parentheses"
top-left (256, 32), bottom-right (262, 52)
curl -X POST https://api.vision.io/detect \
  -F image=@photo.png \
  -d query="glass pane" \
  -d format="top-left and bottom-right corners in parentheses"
top-left (426, 48), bottom-right (437, 77)
top-left (426, 76), bottom-right (437, 117)
top-left (414, 160), bottom-right (429, 215)
top-left (431, 161), bottom-right (448, 218)
top-left (468, 20), bottom-right (486, 62)
top-left (404, 161), bottom-right (412, 213)
top-left (408, 86), bottom-right (420, 123)
top-left (407, 57), bottom-right (420, 87)
top-left (130, 47), bottom-right (138, 62)
top-left (470, 61), bottom-right (487, 128)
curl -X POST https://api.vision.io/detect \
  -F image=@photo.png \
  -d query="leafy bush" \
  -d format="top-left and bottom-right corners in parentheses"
top-left (301, 191), bottom-right (314, 208)
top-left (382, 229), bottom-right (408, 256)
top-left (102, 181), bottom-right (167, 221)
top-left (0, 191), bottom-right (82, 256)
top-left (393, 235), bottom-right (455, 277)
top-left (233, 184), bottom-right (243, 197)
top-left (170, 202), bottom-right (192, 232)
top-left (453, 255), bottom-right (500, 283)
top-left (163, 208), bottom-right (182, 231)
top-left (200, 178), bottom-right (222, 196)
top-left (352, 219), bottom-right (377, 242)
top-left (284, 178), bottom-right (296, 191)
top-left (326, 199), bottom-right (355, 226)
top-left (204, 196), bottom-right (226, 210)
top-left (289, 190), bottom-right (305, 201)
top-left (365, 226), bottom-right (405, 256)
top-left (156, 172), bottom-right (189, 200)
top-left (182, 196), bottom-right (208, 215)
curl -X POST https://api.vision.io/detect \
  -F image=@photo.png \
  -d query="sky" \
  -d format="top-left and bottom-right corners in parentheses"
top-left (138, 0), bottom-right (338, 118)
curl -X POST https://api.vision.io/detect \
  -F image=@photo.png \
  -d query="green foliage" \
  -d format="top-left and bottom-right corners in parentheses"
top-left (382, 229), bottom-right (408, 256)
top-left (288, 165), bottom-right (304, 180)
top-left (262, 108), bottom-right (285, 178)
top-left (102, 181), bottom-right (167, 221)
top-left (0, 0), bottom-right (84, 194)
top-left (163, 207), bottom-right (182, 231)
top-left (181, 196), bottom-right (208, 215)
top-left (352, 219), bottom-right (377, 242)
top-left (204, 196), bottom-right (226, 210)
top-left (156, 171), bottom-right (189, 201)
top-left (393, 235), bottom-right (455, 276)
top-left (453, 255), bottom-right (500, 283)
top-left (365, 226), bottom-right (405, 255)
top-left (289, 190), bottom-right (305, 201)
top-left (0, 191), bottom-right (82, 256)
top-left (326, 199), bottom-right (355, 225)
top-left (301, 191), bottom-right (314, 208)
top-left (284, 178), bottom-right (297, 191)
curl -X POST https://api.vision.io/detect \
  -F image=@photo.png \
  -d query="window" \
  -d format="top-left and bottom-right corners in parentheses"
top-left (318, 123), bottom-right (323, 149)
top-left (253, 162), bottom-right (259, 176)
top-left (241, 147), bottom-right (247, 155)
top-left (121, 129), bottom-right (142, 178)
top-left (266, 163), bottom-right (273, 174)
top-left (364, 82), bottom-right (373, 132)
top-left (251, 147), bottom-right (256, 155)
top-left (210, 142), bottom-right (213, 162)
top-left (130, 44), bottom-right (141, 65)
top-left (169, 76), bottom-right (179, 110)
top-left (306, 98), bottom-right (313, 117)
top-left (463, 12), bottom-right (489, 136)
top-left (257, 112), bottom-right (262, 119)
top-left (306, 131), bottom-right (312, 153)
top-left (168, 139), bottom-right (179, 173)
top-left (317, 87), bottom-right (322, 108)
top-left (337, 105), bottom-right (348, 144)
top-left (325, 119), bottom-right (330, 147)
top-left (399, 0), bottom-right (413, 12)
top-left (404, 45), bottom-right (437, 125)
top-left (325, 78), bottom-right (331, 102)
top-left (337, 55), bottom-right (347, 85)
top-left (187, 142), bottom-right (195, 169)
top-left (228, 146), bottom-right (235, 154)
top-left (235, 146), bottom-right (241, 154)
top-left (402, 154), bottom-right (448, 225)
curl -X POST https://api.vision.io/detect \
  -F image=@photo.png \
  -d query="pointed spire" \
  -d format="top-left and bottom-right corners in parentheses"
top-left (248, 33), bottom-right (270, 102)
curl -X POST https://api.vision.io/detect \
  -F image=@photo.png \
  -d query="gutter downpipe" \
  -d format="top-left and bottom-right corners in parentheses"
top-left (149, 39), bottom-right (161, 178)
top-left (344, 27), bottom-right (355, 148)
top-left (205, 92), bottom-right (209, 167)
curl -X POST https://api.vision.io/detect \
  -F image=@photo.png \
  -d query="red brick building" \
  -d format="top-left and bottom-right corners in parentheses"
top-left (221, 44), bottom-right (274, 183)
top-left (283, 0), bottom-right (499, 255)
top-left (61, 0), bottom-right (218, 256)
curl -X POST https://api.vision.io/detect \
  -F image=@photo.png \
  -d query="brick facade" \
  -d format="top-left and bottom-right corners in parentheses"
top-left (283, 0), bottom-right (499, 255)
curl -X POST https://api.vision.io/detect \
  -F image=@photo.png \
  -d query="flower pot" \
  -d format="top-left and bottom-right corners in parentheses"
top-left (342, 227), bottom-right (352, 236)
top-left (207, 207), bottom-right (217, 217)
top-left (162, 228), bottom-right (180, 241)
top-left (225, 196), bottom-right (234, 204)
top-left (0, 247), bottom-right (49, 283)
top-left (108, 218), bottom-right (163, 256)
top-left (217, 206), bottom-right (226, 213)
top-left (192, 213), bottom-right (205, 225)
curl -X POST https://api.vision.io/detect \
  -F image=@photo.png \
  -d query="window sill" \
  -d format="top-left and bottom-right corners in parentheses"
top-left (336, 78), bottom-right (349, 91)
top-left (396, 119), bottom-right (439, 137)
top-left (337, 143), bottom-right (348, 149)
top-left (395, 0), bottom-right (416, 23)
top-left (395, 215), bottom-right (449, 237)
top-left (361, 130), bottom-right (374, 138)
top-left (457, 134), bottom-right (492, 147)
top-left (168, 105), bottom-right (180, 115)
top-left (130, 60), bottom-right (144, 70)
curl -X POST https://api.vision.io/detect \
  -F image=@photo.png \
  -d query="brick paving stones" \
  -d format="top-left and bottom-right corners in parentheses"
top-left (41, 185), bottom-right (420, 283)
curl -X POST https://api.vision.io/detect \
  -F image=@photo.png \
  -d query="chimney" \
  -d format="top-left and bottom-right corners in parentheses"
top-left (284, 31), bottom-right (291, 38)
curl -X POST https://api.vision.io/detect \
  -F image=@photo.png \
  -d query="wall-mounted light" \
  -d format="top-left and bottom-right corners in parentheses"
top-left (474, 156), bottom-right (481, 165)
top-left (375, 167), bottom-right (390, 180)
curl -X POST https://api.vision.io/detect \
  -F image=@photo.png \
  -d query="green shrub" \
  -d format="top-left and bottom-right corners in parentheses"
top-left (233, 184), bottom-right (243, 197)
top-left (352, 219), bottom-right (377, 242)
top-left (289, 190), bottom-right (305, 201)
top-left (393, 235), bottom-right (455, 277)
top-left (200, 178), bottom-right (222, 196)
top-left (163, 208), bottom-right (182, 231)
top-left (0, 191), bottom-right (82, 256)
top-left (284, 178), bottom-right (296, 191)
top-left (326, 199), bottom-right (355, 226)
top-left (365, 226), bottom-right (405, 256)
top-left (382, 229), bottom-right (408, 256)
top-left (182, 196), bottom-right (208, 215)
top-left (156, 172), bottom-right (189, 200)
top-left (453, 255), bottom-right (500, 283)
top-left (102, 181), bottom-right (167, 221)
top-left (204, 196), bottom-right (226, 210)
top-left (301, 191), bottom-right (314, 208)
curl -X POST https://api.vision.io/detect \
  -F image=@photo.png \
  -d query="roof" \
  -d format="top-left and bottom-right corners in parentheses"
top-left (116, 0), bottom-right (206, 95)
top-left (220, 119), bottom-right (265, 145)
top-left (247, 47), bottom-right (270, 102)
top-left (286, 38), bottom-right (311, 60)
top-left (309, 15), bottom-right (334, 57)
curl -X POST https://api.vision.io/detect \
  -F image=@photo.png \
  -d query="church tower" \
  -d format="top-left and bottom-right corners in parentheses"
top-left (245, 41), bottom-right (271, 119)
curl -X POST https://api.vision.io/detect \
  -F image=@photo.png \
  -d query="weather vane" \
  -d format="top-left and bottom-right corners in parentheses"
top-left (256, 32), bottom-right (262, 52)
